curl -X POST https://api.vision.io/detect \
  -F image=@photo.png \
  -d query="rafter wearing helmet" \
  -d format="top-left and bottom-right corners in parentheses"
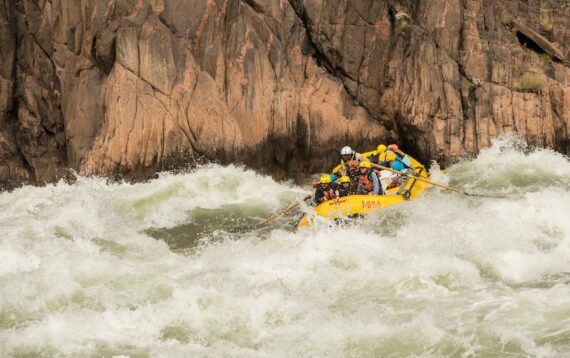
top-left (337, 176), bottom-right (354, 197)
top-left (356, 161), bottom-right (383, 196)
top-left (371, 144), bottom-right (412, 171)
top-left (313, 174), bottom-right (337, 204)
top-left (332, 146), bottom-right (364, 182)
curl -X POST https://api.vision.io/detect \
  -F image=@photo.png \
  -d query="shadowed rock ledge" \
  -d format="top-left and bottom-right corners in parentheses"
top-left (0, 0), bottom-right (569, 188)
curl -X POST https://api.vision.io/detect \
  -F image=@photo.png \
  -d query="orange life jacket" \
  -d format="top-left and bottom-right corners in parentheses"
top-left (347, 160), bottom-right (359, 169)
top-left (339, 158), bottom-right (358, 170)
top-left (335, 153), bottom-right (361, 175)
top-left (359, 170), bottom-right (381, 192)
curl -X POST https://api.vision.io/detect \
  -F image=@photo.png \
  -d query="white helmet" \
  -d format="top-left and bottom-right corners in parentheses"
top-left (340, 146), bottom-right (353, 155)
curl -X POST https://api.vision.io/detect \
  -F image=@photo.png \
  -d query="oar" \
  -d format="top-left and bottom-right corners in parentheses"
top-left (255, 194), bottom-right (313, 228)
top-left (371, 163), bottom-right (493, 198)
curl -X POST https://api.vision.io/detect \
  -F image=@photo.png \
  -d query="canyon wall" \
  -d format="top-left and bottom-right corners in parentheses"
top-left (0, 0), bottom-right (569, 188)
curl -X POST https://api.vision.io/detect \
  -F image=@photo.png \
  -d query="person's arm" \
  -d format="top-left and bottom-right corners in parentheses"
top-left (331, 182), bottom-right (340, 197)
top-left (334, 163), bottom-right (348, 176)
top-left (314, 188), bottom-right (323, 204)
top-left (371, 172), bottom-right (380, 195)
top-left (401, 154), bottom-right (412, 168)
top-left (388, 144), bottom-right (405, 157)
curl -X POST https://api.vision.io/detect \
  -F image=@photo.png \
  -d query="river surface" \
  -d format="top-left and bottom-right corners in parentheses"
top-left (1, 137), bottom-right (570, 357)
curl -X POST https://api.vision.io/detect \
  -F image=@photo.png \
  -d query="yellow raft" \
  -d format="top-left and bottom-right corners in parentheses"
top-left (297, 155), bottom-right (429, 228)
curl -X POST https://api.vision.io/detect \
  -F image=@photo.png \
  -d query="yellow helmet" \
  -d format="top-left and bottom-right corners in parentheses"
top-left (339, 176), bottom-right (351, 183)
top-left (376, 144), bottom-right (387, 153)
top-left (359, 161), bottom-right (372, 169)
top-left (319, 174), bottom-right (332, 184)
top-left (386, 152), bottom-right (397, 161)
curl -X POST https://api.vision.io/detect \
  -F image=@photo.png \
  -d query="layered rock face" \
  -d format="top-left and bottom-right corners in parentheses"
top-left (0, 0), bottom-right (569, 187)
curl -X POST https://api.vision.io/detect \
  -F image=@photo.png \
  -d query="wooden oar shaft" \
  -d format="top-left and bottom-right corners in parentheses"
top-left (255, 194), bottom-right (312, 227)
top-left (257, 202), bottom-right (301, 226)
top-left (371, 163), bottom-right (468, 195)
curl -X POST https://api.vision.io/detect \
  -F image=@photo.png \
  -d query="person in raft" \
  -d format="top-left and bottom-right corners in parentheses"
top-left (336, 176), bottom-right (354, 197)
top-left (383, 146), bottom-right (419, 192)
top-left (332, 146), bottom-right (364, 182)
top-left (314, 174), bottom-right (338, 204)
top-left (367, 144), bottom-right (388, 164)
top-left (375, 144), bottom-right (412, 171)
top-left (356, 161), bottom-right (382, 195)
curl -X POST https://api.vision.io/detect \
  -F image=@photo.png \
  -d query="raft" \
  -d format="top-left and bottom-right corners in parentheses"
top-left (297, 156), bottom-right (429, 228)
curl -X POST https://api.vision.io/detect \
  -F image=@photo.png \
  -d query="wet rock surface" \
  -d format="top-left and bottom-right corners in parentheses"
top-left (0, 0), bottom-right (569, 188)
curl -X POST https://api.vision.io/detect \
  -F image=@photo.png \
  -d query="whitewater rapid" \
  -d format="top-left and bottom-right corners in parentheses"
top-left (1, 137), bottom-right (570, 357)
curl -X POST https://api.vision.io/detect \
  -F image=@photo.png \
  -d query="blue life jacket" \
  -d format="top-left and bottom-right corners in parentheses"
top-left (391, 153), bottom-right (411, 171)
top-left (391, 160), bottom-right (405, 171)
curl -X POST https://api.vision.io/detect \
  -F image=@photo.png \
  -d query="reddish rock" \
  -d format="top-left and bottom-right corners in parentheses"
top-left (0, 0), bottom-right (569, 188)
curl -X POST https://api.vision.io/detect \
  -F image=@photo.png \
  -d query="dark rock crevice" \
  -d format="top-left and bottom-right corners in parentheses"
top-left (92, 34), bottom-right (116, 75)
top-left (516, 31), bottom-right (549, 57)
top-left (513, 20), bottom-right (566, 63)
top-left (242, 0), bottom-right (265, 15)
top-left (285, 0), bottom-right (394, 135)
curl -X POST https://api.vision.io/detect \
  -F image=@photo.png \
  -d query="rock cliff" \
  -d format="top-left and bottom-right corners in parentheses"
top-left (1, 0), bottom-right (569, 188)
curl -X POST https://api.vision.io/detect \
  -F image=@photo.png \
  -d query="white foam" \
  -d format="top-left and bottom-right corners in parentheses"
top-left (1, 140), bottom-right (570, 356)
